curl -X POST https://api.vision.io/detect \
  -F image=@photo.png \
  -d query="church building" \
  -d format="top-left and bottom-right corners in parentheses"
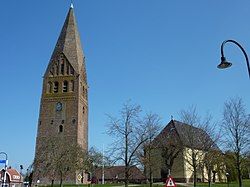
top-left (33, 4), bottom-right (88, 185)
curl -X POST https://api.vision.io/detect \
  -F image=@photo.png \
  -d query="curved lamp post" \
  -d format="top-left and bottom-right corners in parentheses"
top-left (218, 39), bottom-right (250, 79)
top-left (0, 152), bottom-right (8, 187)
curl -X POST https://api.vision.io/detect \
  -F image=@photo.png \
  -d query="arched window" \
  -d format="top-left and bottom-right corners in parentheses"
top-left (63, 80), bottom-right (68, 92)
top-left (83, 106), bottom-right (85, 114)
top-left (56, 61), bottom-right (59, 75)
top-left (66, 64), bottom-right (70, 75)
top-left (70, 66), bottom-right (74, 75)
top-left (60, 59), bottom-right (65, 75)
top-left (54, 82), bottom-right (59, 93)
top-left (59, 125), bottom-right (63, 133)
top-left (47, 82), bottom-right (52, 93)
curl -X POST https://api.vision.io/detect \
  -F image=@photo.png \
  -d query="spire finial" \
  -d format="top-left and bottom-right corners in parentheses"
top-left (70, 1), bottom-right (74, 8)
top-left (171, 115), bottom-right (174, 121)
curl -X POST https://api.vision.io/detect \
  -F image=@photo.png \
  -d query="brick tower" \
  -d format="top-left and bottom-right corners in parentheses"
top-left (33, 4), bottom-right (88, 184)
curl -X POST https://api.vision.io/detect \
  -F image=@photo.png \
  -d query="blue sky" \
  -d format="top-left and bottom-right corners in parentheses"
top-left (0, 0), bottom-right (249, 170)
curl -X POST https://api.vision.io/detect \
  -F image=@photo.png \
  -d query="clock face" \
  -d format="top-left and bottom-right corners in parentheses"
top-left (56, 102), bottom-right (62, 111)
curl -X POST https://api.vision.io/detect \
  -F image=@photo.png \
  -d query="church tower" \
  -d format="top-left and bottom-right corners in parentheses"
top-left (33, 4), bottom-right (88, 184)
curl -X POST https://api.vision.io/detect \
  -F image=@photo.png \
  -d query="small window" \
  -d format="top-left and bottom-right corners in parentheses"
top-left (54, 82), bottom-right (59, 93)
top-left (83, 106), bottom-right (85, 114)
top-left (51, 120), bottom-right (54, 125)
top-left (62, 120), bottom-right (64, 124)
top-left (70, 66), bottom-right (74, 75)
top-left (72, 119), bottom-right (76, 124)
top-left (59, 125), bottom-right (63, 133)
top-left (66, 65), bottom-right (70, 75)
top-left (60, 59), bottom-right (65, 75)
top-left (63, 81), bottom-right (68, 92)
top-left (39, 121), bottom-right (42, 126)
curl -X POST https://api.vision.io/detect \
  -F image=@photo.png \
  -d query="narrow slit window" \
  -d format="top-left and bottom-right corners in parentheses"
top-left (63, 81), bottom-right (68, 92)
top-left (60, 60), bottom-right (65, 75)
top-left (70, 66), bottom-right (74, 75)
top-left (54, 82), bottom-right (59, 93)
top-left (66, 65), bottom-right (70, 75)
top-left (59, 125), bottom-right (63, 133)
top-left (56, 61), bottom-right (59, 75)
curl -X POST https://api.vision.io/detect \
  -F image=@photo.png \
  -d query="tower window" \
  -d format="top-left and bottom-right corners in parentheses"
top-left (70, 66), bottom-right (74, 75)
top-left (66, 65), bottom-right (70, 75)
top-left (51, 120), bottom-right (54, 125)
top-left (83, 106), bottom-right (85, 114)
top-left (63, 80), bottom-right (68, 92)
top-left (62, 120), bottom-right (64, 124)
top-left (59, 125), bottom-right (63, 133)
top-left (72, 118), bottom-right (76, 124)
top-left (54, 82), bottom-right (59, 93)
top-left (47, 82), bottom-right (52, 93)
top-left (60, 60), bottom-right (65, 75)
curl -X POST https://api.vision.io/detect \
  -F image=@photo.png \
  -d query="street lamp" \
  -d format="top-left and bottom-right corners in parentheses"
top-left (218, 39), bottom-right (250, 79)
top-left (0, 152), bottom-right (8, 187)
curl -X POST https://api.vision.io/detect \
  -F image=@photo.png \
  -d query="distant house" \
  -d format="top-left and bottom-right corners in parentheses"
top-left (145, 120), bottom-right (226, 183)
top-left (0, 168), bottom-right (22, 187)
top-left (94, 166), bottom-right (146, 183)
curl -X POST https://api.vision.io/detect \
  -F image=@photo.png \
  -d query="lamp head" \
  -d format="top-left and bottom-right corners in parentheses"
top-left (217, 56), bottom-right (232, 69)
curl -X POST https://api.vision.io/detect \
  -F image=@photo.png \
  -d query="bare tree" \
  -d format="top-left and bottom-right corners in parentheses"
top-left (138, 113), bottom-right (162, 187)
top-left (107, 101), bottom-right (150, 187)
top-left (88, 146), bottom-right (111, 181)
top-left (179, 106), bottom-right (219, 187)
top-left (160, 140), bottom-right (182, 179)
top-left (203, 149), bottom-right (225, 187)
top-left (34, 136), bottom-right (89, 187)
top-left (222, 97), bottom-right (250, 187)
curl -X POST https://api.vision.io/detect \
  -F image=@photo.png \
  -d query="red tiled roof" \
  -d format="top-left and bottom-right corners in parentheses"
top-left (0, 168), bottom-right (22, 183)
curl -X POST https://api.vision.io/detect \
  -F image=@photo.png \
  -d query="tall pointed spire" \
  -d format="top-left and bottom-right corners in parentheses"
top-left (48, 5), bottom-right (85, 74)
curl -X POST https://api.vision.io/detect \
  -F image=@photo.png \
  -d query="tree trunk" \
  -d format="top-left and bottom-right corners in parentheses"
top-left (192, 152), bottom-right (197, 187)
top-left (51, 179), bottom-right (54, 187)
top-left (149, 168), bottom-right (153, 187)
top-left (149, 147), bottom-right (153, 187)
top-left (208, 168), bottom-right (211, 187)
top-left (125, 166), bottom-right (129, 187)
top-left (125, 120), bottom-right (129, 187)
top-left (236, 151), bottom-right (242, 187)
top-left (193, 165), bottom-right (197, 187)
top-left (60, 172), bottom-right (63, 187)
top-left (237, 164), bottom-right (242, 187)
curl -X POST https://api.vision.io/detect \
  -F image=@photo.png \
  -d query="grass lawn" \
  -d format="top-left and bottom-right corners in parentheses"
top-left (38, 180), bottom-right (250, 187)
top-left (180, 179), bottom-right (250, 187)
